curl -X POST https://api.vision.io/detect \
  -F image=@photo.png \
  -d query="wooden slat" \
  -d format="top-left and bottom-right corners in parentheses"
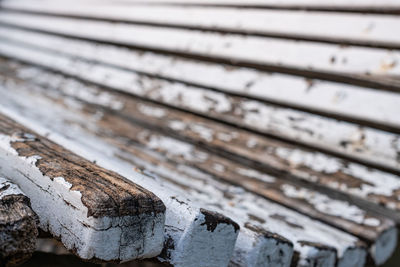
top-left (0, 113), bottom-right (166, 262)
top-left (0, 12), bottom-right (399, 93)
top-left (0, 72), bottom-right (373, 267)
top-left (2, 2), bottom-right (400, 49)
top-left (0, 177), bottom-right (38, 266)
top-left (87, 0), bottom-right (400, 14)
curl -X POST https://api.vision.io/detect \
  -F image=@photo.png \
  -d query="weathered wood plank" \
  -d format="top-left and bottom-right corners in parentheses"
top-left (2, 2), bottom-right (400, 49)
top-left (0, 113), bottom-right (166, 262)
top-left (86, 0), bottom-right (400, 14)
top-left (0, 177), bottom-right (38, 267)
top-left (0, 12), bottom-right (399, 92)
top-left (0, 41), bottom-right (399, 176)
top-left (0, 76), bottom-right (371, 267)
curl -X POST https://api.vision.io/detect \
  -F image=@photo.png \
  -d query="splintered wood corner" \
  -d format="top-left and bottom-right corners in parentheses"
top-left (0, 113), bottom-right (166, 262)
top-left (0, 0), bottom-right (399, 266)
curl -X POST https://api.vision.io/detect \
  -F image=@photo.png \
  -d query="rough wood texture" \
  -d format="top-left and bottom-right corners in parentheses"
top-left (0, 113), bottom-right (166, 262)
top-left (0, 177), bottom-right (38, 267)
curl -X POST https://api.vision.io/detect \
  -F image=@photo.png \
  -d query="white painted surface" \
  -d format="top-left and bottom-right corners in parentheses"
top-left (3, 1), bottom-right (400, 45)
top-left (5, 0), bottom-right (400, 7)
top-left (0, 13), bottom-right (399, 77)
top-left (0, 40), bottom-right (398, 173)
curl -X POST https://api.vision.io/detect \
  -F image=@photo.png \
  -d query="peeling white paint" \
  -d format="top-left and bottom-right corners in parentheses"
top-left (276, 147), bottom-right (400, 202)
top-left (281, 184), bottom-right (381, 227)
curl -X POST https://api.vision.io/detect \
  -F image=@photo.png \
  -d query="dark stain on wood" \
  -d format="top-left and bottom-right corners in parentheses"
top-left (200, 208), bottom-right (239, 232)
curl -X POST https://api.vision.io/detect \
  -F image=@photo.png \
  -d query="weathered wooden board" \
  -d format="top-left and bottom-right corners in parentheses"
top-left (0, 113), bottom-right (166, 262)
top-left (0, 177), bottom-right (38, 266)
top-left (0, 41), bottom-right (398, 177)
top-left (1, 28), bottom-right (399, 134)
top-left (83, 0), bottom-right (400, 14)
top-left (2, 2), bottom-right (400, 49)
top-left (0, 12), bottom-right (399, 89)
top-left (0, 73), bottom-right (372, 267)
top-left (0, 67), bottom-right (240, 267)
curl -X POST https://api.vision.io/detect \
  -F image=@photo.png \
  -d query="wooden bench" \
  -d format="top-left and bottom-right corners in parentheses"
top-left (0, 0), bottom-right (399, 266)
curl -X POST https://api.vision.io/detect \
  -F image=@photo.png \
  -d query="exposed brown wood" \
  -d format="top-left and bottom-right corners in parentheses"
top-left (0, 178), bottom-right (38, 267)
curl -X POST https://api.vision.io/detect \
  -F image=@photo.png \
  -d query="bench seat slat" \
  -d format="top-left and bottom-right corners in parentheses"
top-left (2, 3), bottom-right (400, 49)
